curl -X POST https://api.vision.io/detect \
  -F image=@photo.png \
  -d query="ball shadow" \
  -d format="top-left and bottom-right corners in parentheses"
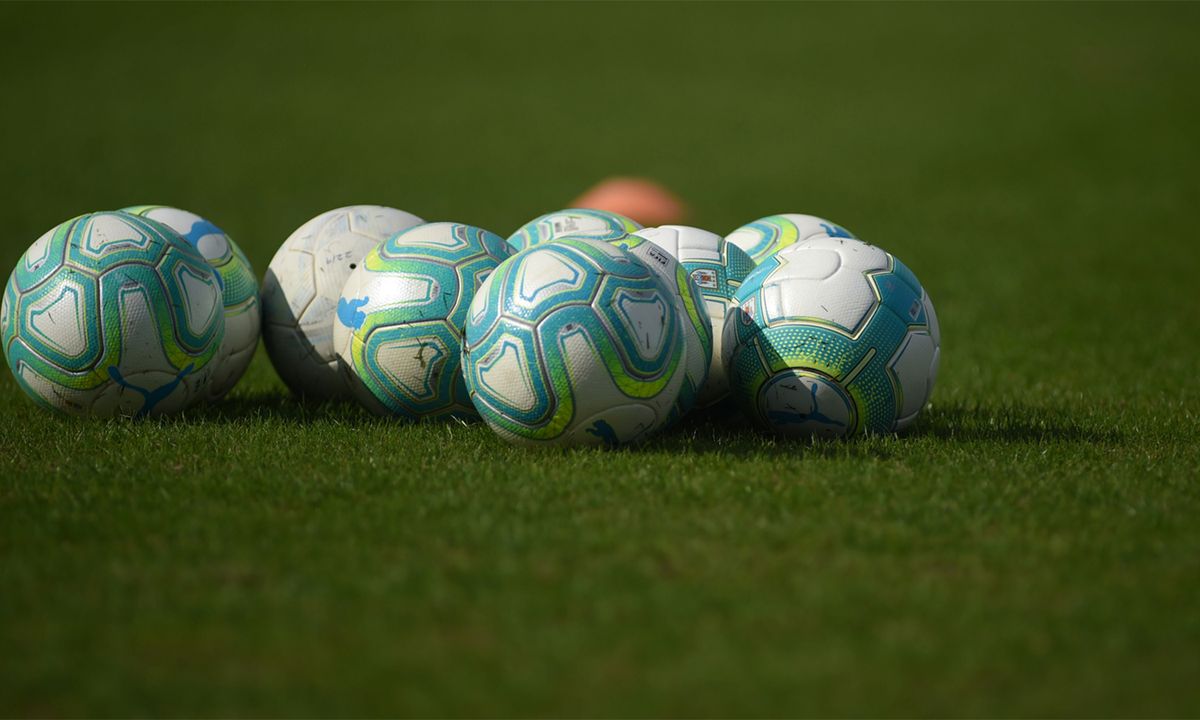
top-left (185, 389), bottom-right (1122, 459)
top-left (641, 399), bottom-right (1122, 459)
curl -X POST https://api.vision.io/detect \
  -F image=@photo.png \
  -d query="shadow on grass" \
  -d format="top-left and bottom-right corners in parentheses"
top-left (187, 389), bottom-right (376, 425)
top-left (909, 403), bottom-right (1122, 444)
top-left (641, 399), bottom-right (1123, 459)
top-left (180, 390), bottom-right (1122, 458)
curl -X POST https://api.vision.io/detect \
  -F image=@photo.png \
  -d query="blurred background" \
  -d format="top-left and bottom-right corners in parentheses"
top-left (3, 2), bottom-right (1197, 402)
top-left (2, 2), bottom-right (1199, 716)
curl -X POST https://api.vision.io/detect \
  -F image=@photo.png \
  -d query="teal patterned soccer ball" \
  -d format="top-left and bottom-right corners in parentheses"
top-left (2, 212), bottom-right (224, 417)
top-left (506, 208), bottom-right (641, 253)
top-left (609, 232), bottom-right (712, 420)
top-left (725, 213), bottom-right (856, 264)
top-left (333, 222), bottom-right (510, 419)
top-left (122, 205), bottom-right (259, 401)
top-left (462, 238), bottom-right (686, 447)
top-left (635, 225), bottom-right (755, 406)
top-left (726, 237), bottom-right (940, 437)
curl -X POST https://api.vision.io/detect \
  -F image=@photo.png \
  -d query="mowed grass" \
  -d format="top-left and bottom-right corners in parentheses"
top-left (2, 2), bottom-right (1199, 716)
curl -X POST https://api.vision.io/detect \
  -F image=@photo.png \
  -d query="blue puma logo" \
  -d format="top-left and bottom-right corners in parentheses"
top-left (586, 419), bottom-right (620, 447)
top-left (108, 364), bottom-right (194, 417)
top-left (819, 223), bottom-right (854, 239)
top-left (767, 381), bottom-right (846, 429)
top-left (182, 219), bottom-right (228, 290)
top-left (337, 296), bottom-right (370, 329)
top-left (183, 219), bottom-right (226, 246)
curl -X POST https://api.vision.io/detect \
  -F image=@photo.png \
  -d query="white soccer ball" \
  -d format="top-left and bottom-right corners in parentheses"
top-left (261, 205), bottom-right (424, 400)
top-left (122, 205), bottom-right (259, 402)
top-left (634, 225), bottom-right (755, 407)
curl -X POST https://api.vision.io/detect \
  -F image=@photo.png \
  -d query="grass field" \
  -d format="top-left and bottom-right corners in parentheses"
top-left (3, 2), bottom-right (1200, 716)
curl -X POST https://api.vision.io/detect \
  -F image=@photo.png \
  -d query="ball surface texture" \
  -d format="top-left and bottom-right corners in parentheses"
top-left (334, 222), bottom-right (510, 419)
top-left (462, 238), bottom-right (685, 447)
top-left (261, 205), bottom-right (424, 399)
top-left (726, 237), bottom-right (940, 437)
top-left (2, 212), bottom-right (224, 416)
top-left (635, 225), bottom-right (755, 406)
top-left (726, 213), bottom-right (855, 264)
top-left (122, 205), bottom-right (259, 401)
top-left (506, 208), bottom-right (641, 254)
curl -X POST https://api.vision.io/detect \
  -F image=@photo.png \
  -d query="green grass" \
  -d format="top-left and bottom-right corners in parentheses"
top-left (2, 1), bottom-right (1200, 716)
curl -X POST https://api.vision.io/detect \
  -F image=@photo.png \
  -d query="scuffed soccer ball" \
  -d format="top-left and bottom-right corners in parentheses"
top-left (506, 208), bottom-right (641, 254)
top-left (334, 222), bottom-right (510, 419)
top-left (462, 238), bottom-right (686, 447)
top-left (609, 232), bottom-right (711, 419)
top-left (725, 213), bottom-right (855, 264)
top-left (261, 205), bottom-right (424, 400)
top-left (2, 212), bottom-right (224, 417)
top-left (122, 205), bottom-right (259, 402)
top-left (726, 237), bottom-right (940, 437)
top-left (634, 225), bottom-right (755, 406)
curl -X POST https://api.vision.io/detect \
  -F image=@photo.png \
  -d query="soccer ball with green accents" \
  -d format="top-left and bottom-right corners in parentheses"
top-left (2, 212), bottom-right (224, 416)
top-left (122, 205), bottom-right (259, 401)
top-left (506, 208), bottom-right (641, 253)
top-left (333, 222), bottom-right (510, 419)
top-left (462, 238), bottom-right (686, 447)
top-left (725, 213), bottom-right (855, 264)
top-left (726, 237), bottom-right (940, 437)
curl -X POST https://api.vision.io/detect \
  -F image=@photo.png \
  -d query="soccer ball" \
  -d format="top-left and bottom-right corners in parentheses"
top-left (122, 205), bottom-right (259, 402)
top-left (725, 213), bottom-right (855, 264)
top-left (261, 205), bottom-right (424, 400)
top-left (506, 208), bottom-right (641, 253)
top-left (334, 222), bottom-right (510, 419)
top-left (634, 225), bottom-right (755, 407)
top-left (2, 212), bottom-right (223, 416)
top-left (462, 238), bottom-right (686, 447)
top-left (609, 232), bottom-right (711, 419)
top-left (726, 237), bottom-right (940, 437)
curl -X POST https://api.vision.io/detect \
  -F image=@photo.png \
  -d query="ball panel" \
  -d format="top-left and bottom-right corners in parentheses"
top-left (469, 327), bottom-right (546, 418)
top-left (889, 330), bottom-right (937, 424)
top-left (69, 213), bottom-right (164, 268)
top-left (14, 222), bottom-right (72, 293)
top-left (9, 351), bottom-right (100, 415)
top-left (165, 255), bottom-right (223, 345)
top-left (352, 320), bottom-right (472, 419)
top-left (20, 271), bottom-right (99, 368)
